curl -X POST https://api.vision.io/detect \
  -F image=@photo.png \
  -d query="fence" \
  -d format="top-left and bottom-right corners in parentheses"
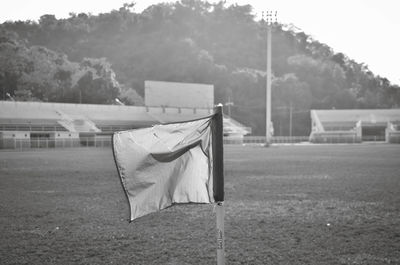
top-left (0, 137), bottom-right (112, 150)
top-left (1, 134), bottom-right (396, 150)
top-left (310, 131), bottom-right (361, 144)
top-left (361, 135), bottom-right (386, 142)
top-left (2, 136), bottom-right (308, 150)
top-left (0, 124), bottom-right (67, 132)
top-left (229, 136), bottom-right (310, 145)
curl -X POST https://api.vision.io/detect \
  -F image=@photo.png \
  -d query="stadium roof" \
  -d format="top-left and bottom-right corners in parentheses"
top-left (0, 101), bottom-right (210, 124)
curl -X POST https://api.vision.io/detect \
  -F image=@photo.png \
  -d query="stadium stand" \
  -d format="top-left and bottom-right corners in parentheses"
top-left (0, 101), bottom-right (250, 149)
top-left (310, 109), bottom-right (400, 143)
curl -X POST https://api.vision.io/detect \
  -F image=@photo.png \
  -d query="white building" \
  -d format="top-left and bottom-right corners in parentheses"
top-left (310, 109), bottom-right (400, 143)
top-left (0, 81), bottom-right (251, 149)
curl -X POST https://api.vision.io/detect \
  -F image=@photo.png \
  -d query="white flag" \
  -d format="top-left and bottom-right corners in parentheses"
top-left (112, 116), bottom-right (216, 221)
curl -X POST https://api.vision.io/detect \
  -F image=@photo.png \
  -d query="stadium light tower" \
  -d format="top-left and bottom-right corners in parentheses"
top-left (224, 97), bottom-right (234, 117)
top-left (262, 11), bottom-right (277, 146)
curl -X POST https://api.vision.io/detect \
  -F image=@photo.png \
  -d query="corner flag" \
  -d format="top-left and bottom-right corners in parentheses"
top-left (112, 107), bottom-right (224, 222)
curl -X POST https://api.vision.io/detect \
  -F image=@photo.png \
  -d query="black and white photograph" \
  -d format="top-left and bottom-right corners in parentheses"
top-left (1, 0), bottom-right (399, 264)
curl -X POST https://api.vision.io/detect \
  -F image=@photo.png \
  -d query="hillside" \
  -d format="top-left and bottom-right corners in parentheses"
top-left (1, 0), bottom-right (399, 135)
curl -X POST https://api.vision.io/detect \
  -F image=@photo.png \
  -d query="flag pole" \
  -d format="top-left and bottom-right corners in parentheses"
top-left (216, 201), bottom-right (225, 265)
top-left (213, 104), bottom-right (225, 265)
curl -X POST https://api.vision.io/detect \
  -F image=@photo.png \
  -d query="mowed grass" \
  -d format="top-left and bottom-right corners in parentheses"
top-left (0, 144), bottom-right (399, 265)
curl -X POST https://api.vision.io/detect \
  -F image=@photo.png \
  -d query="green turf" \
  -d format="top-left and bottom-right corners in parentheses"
top-left (1, 145), bottom-right (399, 264)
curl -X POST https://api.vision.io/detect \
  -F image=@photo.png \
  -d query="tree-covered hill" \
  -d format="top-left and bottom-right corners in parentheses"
top-left (1, 0), bottom-right (399, 135)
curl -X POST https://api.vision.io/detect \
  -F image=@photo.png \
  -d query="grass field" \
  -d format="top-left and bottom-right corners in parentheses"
top-left (1, 144), bottom-right (400, 265)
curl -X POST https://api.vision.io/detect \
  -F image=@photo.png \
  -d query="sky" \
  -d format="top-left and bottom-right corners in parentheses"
top-left (0, 0), bottom-right (399, 85)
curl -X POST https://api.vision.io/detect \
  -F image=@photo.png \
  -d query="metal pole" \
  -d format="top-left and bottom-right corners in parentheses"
top-left (213, 104), bottom-right (225, 265)
top-left (216, 202), bottom-right (225, 265)
top-left (213, 104), bottom-right (224, 202)
top-left (225, 97), bottom-right (233, 117)
top-left (289, 101), bottom-right (293, 137)
top-left (266, 22), bottom-right (272, 145)
top-left (263, 11), bottom-right (277, 145)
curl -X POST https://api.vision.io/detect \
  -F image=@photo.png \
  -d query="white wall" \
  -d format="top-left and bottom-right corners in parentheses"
top-left (145, 80), bottom-right (214, 109)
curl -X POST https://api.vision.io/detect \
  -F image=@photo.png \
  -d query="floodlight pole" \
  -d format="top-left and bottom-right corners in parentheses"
top-left (263, 11), bottom-right (277, 146)
top-left (289, 101), bottom-right (293, 137)
top-left (225, 97), bottom-right (234, 117)
top-left (266, 22), bottom-right (272, 145)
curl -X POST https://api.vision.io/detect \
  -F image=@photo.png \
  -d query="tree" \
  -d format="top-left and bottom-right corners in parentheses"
top-left (0, 31), bottom-right (32, 100)
top-left (72, 58), bottom-right (121, 104)
top-left (0, 28), bottom-right (121, 103)
top-left (272, 73), bottom-right (311, 135)
top-left (287, 54), bottom-right (348, 108)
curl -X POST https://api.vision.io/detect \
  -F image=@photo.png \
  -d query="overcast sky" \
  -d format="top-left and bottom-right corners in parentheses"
top-left (1, 0), bottom-right (399, 85)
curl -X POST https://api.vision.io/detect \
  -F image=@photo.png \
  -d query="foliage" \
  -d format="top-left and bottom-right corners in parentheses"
top-left (1, 0), bottom-right (399, 134)
top-left (0, 30), bottom-right (120, 103)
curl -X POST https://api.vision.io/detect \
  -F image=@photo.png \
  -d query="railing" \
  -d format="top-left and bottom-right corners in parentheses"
top-left (2, 136), bottom-right (308, 150)
top-left (361, 135), bottom-right (385, 142)
top-left (98, 126), bottom-right (136, 132)
top-left (1, 135), bottom-right (397, 150)
top-left (0, 125), bottom-right (67, 132)
top-left (0, 138), bottom-right (112, 150)
top-left (224, 136), bottom-right (309, 145)
top-left (310, 131), bottom-right (360, 144)
top-left (271, 136), bottom-right (310, 144)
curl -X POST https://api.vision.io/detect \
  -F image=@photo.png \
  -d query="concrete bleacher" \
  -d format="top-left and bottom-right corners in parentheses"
top-left (0, 101), bottom-right (60, 121)
top-left (310, 109), bottom-right (400, 143)
top-left (0, 101), bottom-right (163, 133)
top-left (0, 101), bottom-right (64, 134)
top-left (0, 101), bottom-right (251, 149)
